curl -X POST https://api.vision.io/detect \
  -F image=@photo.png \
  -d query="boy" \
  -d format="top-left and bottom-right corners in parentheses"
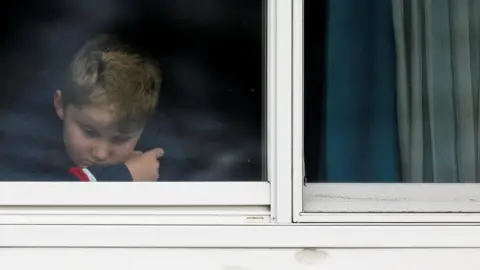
top-left (54, 34), bottom-right (166, 182)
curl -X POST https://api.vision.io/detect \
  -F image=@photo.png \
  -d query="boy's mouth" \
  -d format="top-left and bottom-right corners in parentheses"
top-left (80, 160), bottom-right (94, 168)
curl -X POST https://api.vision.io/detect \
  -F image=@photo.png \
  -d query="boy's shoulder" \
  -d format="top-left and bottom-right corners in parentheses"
top-left (0, 95), bottom-right (71, 181)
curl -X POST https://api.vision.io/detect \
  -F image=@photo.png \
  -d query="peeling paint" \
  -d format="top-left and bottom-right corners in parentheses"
top-left (313, 193), bottom-right (409, 202)
top-left (295, 248), bottom-right (328, 266)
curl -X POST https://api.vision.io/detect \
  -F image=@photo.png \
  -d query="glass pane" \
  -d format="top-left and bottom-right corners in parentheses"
top-left (305, 0), bottom-right (480, 183)
top-left (0, 0), bottom-right (265, 182)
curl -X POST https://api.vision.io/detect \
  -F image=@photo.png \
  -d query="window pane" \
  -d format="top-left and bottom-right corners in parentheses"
top-left (0, 0), bottom-right (265, 182)
top-left (305, 0), bottom-right (480, 183)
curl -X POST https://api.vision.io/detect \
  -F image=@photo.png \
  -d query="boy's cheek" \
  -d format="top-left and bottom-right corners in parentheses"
top-left (116, 141), bottom-right (140, 162)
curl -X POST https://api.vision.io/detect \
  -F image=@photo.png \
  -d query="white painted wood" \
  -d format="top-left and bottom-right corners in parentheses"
top-left (3, 248), bottom-right (480, 270)
top-left (292, 0), bottom-right (304, 222)
top-left (303, 183), bottom-right (480, 213)
top-left (269, 0), bottom-right (293, 223)
top-left (0, 182), bottom-right (270, 206)
top-left (0, 206), bottom-right (270, 225)
top-left (2, 224), bottom-right (480, 248)
top-left (297, 213), bottom-right (480, 223)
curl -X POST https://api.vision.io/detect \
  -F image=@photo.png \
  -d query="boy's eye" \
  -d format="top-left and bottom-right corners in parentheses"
top-left (82, 128), bottom-right (99, 138)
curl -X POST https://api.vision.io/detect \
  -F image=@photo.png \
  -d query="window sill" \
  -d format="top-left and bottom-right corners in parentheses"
top-left (2, 224), bottom-right (480, 248)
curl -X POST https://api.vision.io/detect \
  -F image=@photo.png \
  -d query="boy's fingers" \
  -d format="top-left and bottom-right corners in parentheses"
top-left (145, 148), bottom-right (165, 158)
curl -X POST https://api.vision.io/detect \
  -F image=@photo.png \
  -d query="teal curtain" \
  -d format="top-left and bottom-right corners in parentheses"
top-left (324, 0), bottom-right (400, 182)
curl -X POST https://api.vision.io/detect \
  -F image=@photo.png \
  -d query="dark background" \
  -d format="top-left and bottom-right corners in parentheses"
top-left (304, 0), bottom-right (326, 182)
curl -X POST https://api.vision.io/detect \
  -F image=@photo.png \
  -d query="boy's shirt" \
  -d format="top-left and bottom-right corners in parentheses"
top-left (67, 163), bottom-right (133, 182)
top-left (0, 91), bottom-right (191, 182)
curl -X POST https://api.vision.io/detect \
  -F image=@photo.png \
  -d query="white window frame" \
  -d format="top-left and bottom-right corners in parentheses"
top-left (0, 0), bottom-right (292, 226)
top-left (1, 0), bottom-right (479, 250)
top-left (292, 0), bottom-right (480, 224)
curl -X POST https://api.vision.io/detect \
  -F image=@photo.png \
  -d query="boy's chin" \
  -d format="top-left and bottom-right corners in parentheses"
top-left (76, 161), bottom-right (93, 168)
top-left (78, 159), bottom-right (128, 168)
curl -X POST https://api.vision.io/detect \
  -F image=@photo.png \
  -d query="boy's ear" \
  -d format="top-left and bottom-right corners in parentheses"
top-left (54, 90), bottom-right (64, 120)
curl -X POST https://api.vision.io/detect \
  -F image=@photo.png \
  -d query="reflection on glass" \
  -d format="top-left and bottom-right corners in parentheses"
top-left (0, 0), bottom-right (265, 182)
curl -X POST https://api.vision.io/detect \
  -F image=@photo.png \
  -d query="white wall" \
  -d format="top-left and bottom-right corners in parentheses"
top-left (2, 248), bottom-right (479, 270)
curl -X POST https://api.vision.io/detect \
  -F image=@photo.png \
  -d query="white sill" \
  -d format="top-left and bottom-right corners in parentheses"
top-left (0, 206), bottom-right (271, 225)
top-left (2, 224), bottom-right (480, 248)
top-left (0, 182), bottom-right (270, 206)
top-left (303, 183), bottom-right (480, 212)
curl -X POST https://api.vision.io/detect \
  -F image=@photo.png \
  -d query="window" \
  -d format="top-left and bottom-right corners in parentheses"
top-left (0, 0), bottom-right (278, 218)
top-left (1, 0), bottom-right (478, 252)
top-left (298, 0), bottom-right (480, 222)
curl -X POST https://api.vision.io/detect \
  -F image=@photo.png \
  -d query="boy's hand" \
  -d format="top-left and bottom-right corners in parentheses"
top-left (124, 148), bottom-right (164, 181)
top-left (130, 150), bottom-right (143, 157)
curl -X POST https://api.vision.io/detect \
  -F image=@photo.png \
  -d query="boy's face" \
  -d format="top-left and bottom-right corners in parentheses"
top-left (54, 90), bottom-right (143, 167)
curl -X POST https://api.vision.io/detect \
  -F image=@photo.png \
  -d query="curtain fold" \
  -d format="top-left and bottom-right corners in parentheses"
top-left (324, 0), bottom-right (399, 182)
top-left (393, 0), bottom-right (480, 182)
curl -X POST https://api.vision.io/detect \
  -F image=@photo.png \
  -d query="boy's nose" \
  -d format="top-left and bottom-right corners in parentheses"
top-left (92, 146), bottom-right (109, 162)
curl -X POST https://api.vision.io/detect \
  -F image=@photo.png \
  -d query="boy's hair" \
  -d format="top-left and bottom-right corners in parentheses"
top-left (62, 34), bottom-right (162, 129)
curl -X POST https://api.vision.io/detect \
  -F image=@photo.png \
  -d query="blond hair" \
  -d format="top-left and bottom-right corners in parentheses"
top-left (62, 34), bottom-right (161, 129)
